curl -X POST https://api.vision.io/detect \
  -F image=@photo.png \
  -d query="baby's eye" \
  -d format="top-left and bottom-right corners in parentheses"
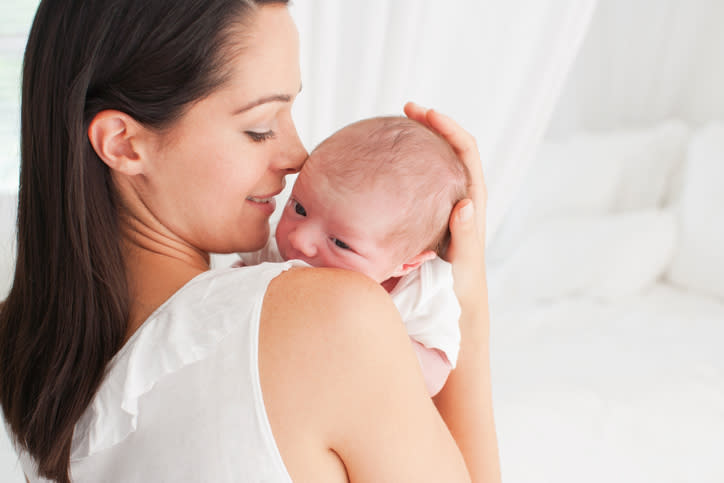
top-left (332, 238), bottom-right (351, 250)
top-left (291, 200), bottom-right (307, 216)
top-left (245, 130), bottom-right (276, 143)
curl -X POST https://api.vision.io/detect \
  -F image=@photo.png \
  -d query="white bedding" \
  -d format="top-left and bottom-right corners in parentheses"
top-left (486, 120), bottom-right (724, 482)
top-left (491, 283), bottom-right (724, 483)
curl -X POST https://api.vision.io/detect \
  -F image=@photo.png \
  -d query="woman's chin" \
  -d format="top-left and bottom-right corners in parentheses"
top-left (234, 225), bottom-right (270, 253)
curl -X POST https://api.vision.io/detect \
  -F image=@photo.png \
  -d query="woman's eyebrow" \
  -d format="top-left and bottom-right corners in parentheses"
top-left (232, 94), bottom-right (291, 115)
top-left (232, 84), bottom-right (303, 115)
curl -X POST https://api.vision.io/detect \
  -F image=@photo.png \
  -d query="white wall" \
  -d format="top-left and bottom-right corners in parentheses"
top-left (547, 0), bottom-right (724, 137)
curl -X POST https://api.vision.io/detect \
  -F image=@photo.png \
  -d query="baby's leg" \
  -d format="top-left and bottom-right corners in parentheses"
top-left (410, 338), bottom-right (452, 397)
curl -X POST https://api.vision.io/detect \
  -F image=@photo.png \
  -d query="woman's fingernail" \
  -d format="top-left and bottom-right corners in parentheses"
top-left (459, 202), bottom-right (473, 222)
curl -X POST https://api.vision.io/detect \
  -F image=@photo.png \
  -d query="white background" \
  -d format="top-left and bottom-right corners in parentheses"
top-left (1, 1), bottom-right (723, 481)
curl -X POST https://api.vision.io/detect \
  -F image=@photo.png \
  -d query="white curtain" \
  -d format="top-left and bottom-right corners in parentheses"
top-left (0, 0), bottom-right (39, 192)
top-left (0, 1), bottom-right (598, 244)
top-left (547, 0), bottom-right (724, 137)
top-left (289, 0), bottom-right (596, 243)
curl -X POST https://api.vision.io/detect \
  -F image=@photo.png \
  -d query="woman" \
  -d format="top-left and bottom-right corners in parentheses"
top-left (0, 0), bottom-right (500, 481)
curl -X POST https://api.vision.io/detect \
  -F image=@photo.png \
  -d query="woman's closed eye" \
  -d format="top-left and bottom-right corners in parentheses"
top-left (245, 130), bottom-right (276, 143)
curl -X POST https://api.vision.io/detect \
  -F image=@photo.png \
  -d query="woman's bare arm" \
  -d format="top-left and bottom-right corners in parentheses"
top-left (260, 267), bottom-right (471, 482)
top-left (434, 202), bottom-right (499, 483)
top-left (405, 103), bottom-right (502, 483)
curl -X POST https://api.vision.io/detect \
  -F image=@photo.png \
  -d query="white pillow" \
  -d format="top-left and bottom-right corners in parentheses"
top-left (489, 136), bottom-right (622, 262)
top-left (667, 123), bottom-right (724, 300)
top-left (612, 120), bottom-right (689, 212)
top-left (488, 211), bottom-right (676, 307)
top-left (590, 211), bottom-right (676, 299)
top-left (489, 121), bottom-right (688, 263)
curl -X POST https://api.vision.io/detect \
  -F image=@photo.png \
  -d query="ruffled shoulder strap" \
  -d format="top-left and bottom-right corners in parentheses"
top-left (71, 261), bottom-right (305, 461)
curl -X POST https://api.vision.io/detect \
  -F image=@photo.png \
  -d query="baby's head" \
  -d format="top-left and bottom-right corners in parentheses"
top-left (275, 116), bottom-right (469, 283)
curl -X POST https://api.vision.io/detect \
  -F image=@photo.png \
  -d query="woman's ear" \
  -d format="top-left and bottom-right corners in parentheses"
top-left (87, 110), bottom-right (148, 176)
top-left (390, 250), bottom-right (437, 278)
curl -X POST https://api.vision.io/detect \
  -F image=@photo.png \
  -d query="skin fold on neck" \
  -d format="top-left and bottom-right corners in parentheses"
top-left (119, 206), bottom-right (210, 342)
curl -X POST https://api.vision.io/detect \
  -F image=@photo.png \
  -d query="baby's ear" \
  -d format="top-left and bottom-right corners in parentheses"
top-left (390, 250), bottom-right (437, 278)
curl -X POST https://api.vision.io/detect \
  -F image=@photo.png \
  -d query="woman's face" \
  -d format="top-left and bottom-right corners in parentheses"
top-left (137, 4), bottom-right (307, 254)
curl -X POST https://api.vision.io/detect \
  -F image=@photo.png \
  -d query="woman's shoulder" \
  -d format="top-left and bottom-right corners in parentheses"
top-left (257, 267), bottom-right (470, 481)
top-left (262, 265), bottom-right (401, 338)
top-left (260, 265), bottom-right (407, 366)
top-left (260, 264), bottom-right (410, 395)
top-left (139, 261), bottom-right (309, 319)
top-left (266, 264), bottom-right (386, 300)
top-left (260, 265), bottom-right (417, 399)
top-left (179, 263), bottom-right (389, 324)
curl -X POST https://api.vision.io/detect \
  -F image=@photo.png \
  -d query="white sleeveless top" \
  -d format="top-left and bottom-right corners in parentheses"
top-left (15, 262), bottom-right (303, 482)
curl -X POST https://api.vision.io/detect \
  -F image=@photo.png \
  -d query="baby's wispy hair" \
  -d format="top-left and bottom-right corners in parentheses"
top-left (308, 116), bottom-right (470, 259)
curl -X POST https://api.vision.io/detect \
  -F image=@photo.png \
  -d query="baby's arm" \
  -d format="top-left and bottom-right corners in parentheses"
top-left (410, 339), bottom-right (452, 397)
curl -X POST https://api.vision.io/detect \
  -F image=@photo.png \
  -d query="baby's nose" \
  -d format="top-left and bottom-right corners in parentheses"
top-left (288, 227), bottom-right (318, 259)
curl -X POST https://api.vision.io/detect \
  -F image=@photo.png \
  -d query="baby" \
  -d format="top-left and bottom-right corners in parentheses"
top-left (239, 116), bottom-right (469, 396)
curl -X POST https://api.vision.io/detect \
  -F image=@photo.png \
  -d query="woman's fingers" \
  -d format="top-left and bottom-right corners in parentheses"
top-left (424, 110), bottom-right (478, 160)
top-left (446, 199), bottom-right (486, 308)
top-left (404, 102), bottom-right (486, 237)
top-left (403, 101), bottom-right (431, 128)
top-left (424, 109), bottom-right (486, 232)
top-left (405, 102), bottom-right (477, 161)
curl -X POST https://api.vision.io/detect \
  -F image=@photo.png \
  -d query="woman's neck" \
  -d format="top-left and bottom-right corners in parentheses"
top-left (120, 215), bottom-right (210, 343)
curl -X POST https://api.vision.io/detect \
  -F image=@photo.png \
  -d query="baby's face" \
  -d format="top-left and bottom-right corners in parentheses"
top-left (275, 163), bottom-right (406, 283)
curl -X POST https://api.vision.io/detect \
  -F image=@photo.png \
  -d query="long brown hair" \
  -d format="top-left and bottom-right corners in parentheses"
top-left (0, 0), bottom-right (287, 481)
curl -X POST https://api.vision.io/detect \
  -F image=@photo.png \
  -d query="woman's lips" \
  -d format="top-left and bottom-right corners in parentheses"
top-left (246, 195), bottom-right (277, 214)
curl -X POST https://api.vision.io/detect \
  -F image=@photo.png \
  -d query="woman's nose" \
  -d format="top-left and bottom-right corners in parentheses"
top-left (288, 226), bottom-right (317, 258)
top-left (278, 121), bottom-right (308, 174)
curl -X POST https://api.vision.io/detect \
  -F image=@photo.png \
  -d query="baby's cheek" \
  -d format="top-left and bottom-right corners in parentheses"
top-left (338, 258), bottom-right (379, 281)
top-left (367, 262), bottom-right (397, 284)
top-left (274, 225), bottom-right (289, 259)
top-left (309, 250), bottom-right (342, 270)
top-left (274, 215), bottom-right (289, 241)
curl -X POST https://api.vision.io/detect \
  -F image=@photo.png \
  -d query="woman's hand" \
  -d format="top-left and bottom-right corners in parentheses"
top-left (403, 102), bottom-right (487, 312)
